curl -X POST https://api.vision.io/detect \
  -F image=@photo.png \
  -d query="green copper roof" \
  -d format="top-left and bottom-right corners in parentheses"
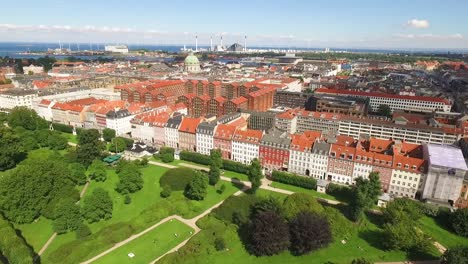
top-left (184, 53), bottom-right (200, 65)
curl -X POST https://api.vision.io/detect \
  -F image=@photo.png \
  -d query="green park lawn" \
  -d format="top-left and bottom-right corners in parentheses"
top-left (94, 219), bottom-right (193, 264)
top-left (15, 217), bottom-right (54, 252)
top-left (41, 163), bottom-right (241, 264)
top-left (269, 181), bottom-right (338, 201)
top-left (159, 190), bottom-right (440, 264)
top-left (222, 170), bottom-right (249, 181)
top-left (59, 131), bottom-right (77, 144)
top-left (419, 216), bottom-right (468, 249)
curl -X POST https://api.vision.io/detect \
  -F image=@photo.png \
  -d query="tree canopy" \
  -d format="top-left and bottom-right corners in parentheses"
top-left (289, 211), bottom-right (332, 255)
top-left (76, 129), bottom-right (105, 166)
top-left (102, 128), bottom-right (116, 142)
top-left (349, 172), bottom-right (382, 221)
top-left (282, 193), bottom-right (324, 219)
top-left (450, 208), bottom-right (468, 237)
top-left (7, 107), bottom-right (47, 130)
top-left (249, 210), bottom-right (290, 256)
top-left (88, 159), bottom-right (107, 182)
top-left (82, 187), bottom-right (113, 223)
top-left (0, 127), bottom-right (24, 171)
top-left (247, 158), bottom-right (263, 193)
top-left (184, 172), bottom-right (208, 200)
top-left (115, 161), bottom-right (143, 194)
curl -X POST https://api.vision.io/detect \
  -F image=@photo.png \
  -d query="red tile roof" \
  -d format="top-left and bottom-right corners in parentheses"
top-left (179, 117), bottom-right (203, 134)
top-left (233, 129), bottom-right (263, 144)
top-left (214, 124), bottom-right (237, 140)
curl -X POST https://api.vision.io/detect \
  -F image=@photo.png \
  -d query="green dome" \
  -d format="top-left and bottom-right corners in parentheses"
top-left (184, 52), bottom-right (200, 65)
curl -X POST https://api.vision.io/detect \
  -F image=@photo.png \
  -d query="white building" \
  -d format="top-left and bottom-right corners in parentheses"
top-left (23, 65), bottom-right (44, 75)
top-left (309, 142), bottom-right (330, 180)
top-left (106, 109), bottom-right (134, 135)
top-left (36, 99), bottom-right (56, 121)
top-left (0, 89), bottom-right (38, 109)
top-left (105, 45), bottom-right (129, 54)
top-left (315, 88), bottom-right (452, 113)
top-left (421, 144), bottom-right (468, 202)
top-left (165, 115), bottom-right (183, 149)
top-left (196, 122), bottom-right (216, 156)
top-left (389, 169), bottom-right (423, 198)
top-left (231, 129), bottom-right (263, 165)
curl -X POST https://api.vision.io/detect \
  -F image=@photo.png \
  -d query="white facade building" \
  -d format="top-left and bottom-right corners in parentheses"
top-left (196, 122), bottom-right (216, 156)
top-left (389, 169), bottom-right (423, 198)
top-left (165, 115), bottom-right (183, 149)
top-left (106, 109), bottom-right (134, 135)
top-left (0, 90), bottom-right (38, 109)
top-left (231, 129), bottom-right (262, 165)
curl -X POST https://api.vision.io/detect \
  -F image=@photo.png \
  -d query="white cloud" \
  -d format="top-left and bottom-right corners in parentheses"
top-left (406, 19), bottom-right (430, 29)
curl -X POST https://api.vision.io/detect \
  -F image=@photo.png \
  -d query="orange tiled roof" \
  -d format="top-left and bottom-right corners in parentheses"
top-left (214, 124), bottom-right (237, 140)
top-left (233, 129), bottom-right (263, 144)
top-left (179, 117), bottom-right (203, 134)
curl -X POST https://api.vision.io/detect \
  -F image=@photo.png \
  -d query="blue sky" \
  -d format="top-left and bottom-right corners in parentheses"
top-left (1, 0), bottom-right (467, 49)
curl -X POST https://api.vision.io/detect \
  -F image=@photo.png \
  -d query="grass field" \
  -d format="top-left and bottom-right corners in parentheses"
top-left (41, 163), bottom-right (240, 264)
top-left (15, 217), bottom-right (54, 252)
top-left (419, 216), bottom-right (468, 249)
top-left (59, 132), bottom-right (77, 144)
top-left (269, 181), bottom-right (338, 201)
top-left (160, 190), bottom-right (441, 264)
top-left (94, 219), bottom-right (193, 264)
top-left (222, 170), bottom-right (249, 181)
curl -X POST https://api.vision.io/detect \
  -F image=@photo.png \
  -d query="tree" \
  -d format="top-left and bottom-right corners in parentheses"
top-left (247, 158), bottom-right (263, 193)
top-left (450, 208), bottom-right (468, 237)
top-left (88, 159), bottom-right (107, 182)
top-left (0, 127), bottom-right (23, 171)
top-left (161, 153), bottom-right (174, 163)
top-left (157, 147), bottom-right (175, 163)
top-left (102, 128), bottom-right (116, 142)
top-left (82, 188), bottom-right (113, 223)
top-left (184, 173), bottom-right (208, 200)
top-left (377, 104), bottom-right (392, 117)
top-left (382, 220), bottom-right (431, 252)
top-left (282, 193), bottom-right (324, 219)
top-left (210, 149), bottom-right (223, 168)
top-left (215, 237), bottom-right (226, 251)
top-left (52, 199), bottom-right (82, 234)
top-left (208, 165), bottom-right (221, 185)
top-left (47, 132), bottom-right (69, 150)
top-left (109, 137), bottom-right (126, 153)
top-left (0, 158), bottom-right (76, 223)
top-left (69, 163), bottom-right (87, 185)
top-left (7, 107), bottom-right (47, 130)
top-left (383, 198), bottom-right (422, 224)
top-left (249, 210), bottom-right (290, 256)
top-left (124, 195), bottom-right (132, 204)
top-left (289, 211), bottom-right (332, 255)
top-left (36, 56), bottom-right (57, 72)
top-left (349, 172), bottom-right (382, 221)
top-left (441, 246), bottom-right (468, 264)
top-left (251, 197), bottom-right (283, 218)
top-left (76, 129), bottom-right (105, 166)
top-left (115, 162), bottom-right (143, 194)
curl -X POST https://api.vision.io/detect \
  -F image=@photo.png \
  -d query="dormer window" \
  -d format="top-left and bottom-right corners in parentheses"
top-left (405, 164), bottom-right (409, 169)
top-left (348, 154), bottom-right (353, 160)
top-left (397, 163), bottom-right (402, 168)
top-left (340, 153), bottom-right (345, 159)
top-left (412, 165), bottom-right (417, 170)
top-left (356, 155), bottom-right (361, 160)
top-left (375, 159), bottom-right (379, 164)
top-left (331, 152), bottom-right (336, 157)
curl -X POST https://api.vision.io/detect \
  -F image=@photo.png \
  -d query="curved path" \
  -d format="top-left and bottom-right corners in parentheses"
top-left (81, 189), bottom-right (245, 264)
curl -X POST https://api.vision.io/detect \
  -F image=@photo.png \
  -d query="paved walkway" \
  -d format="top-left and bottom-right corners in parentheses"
top-left (179, 162), bottom-right (341, 205)
top-left (82, 190), bottom-right (244, 264)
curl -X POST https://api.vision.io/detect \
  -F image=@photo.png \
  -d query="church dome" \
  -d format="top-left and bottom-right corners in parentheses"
top-left (184, 52), bottom-right (200, 66)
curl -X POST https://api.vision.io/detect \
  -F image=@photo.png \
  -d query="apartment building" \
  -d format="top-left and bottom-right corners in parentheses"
top-left (231, 129), bottom-right (263, 165)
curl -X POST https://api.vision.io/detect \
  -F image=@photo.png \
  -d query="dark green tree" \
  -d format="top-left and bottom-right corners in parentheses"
top-left (76, 129), bottom-right (105, 166)
top-left (209, 149), bottom-right (222, 185)
top-left (88, 159), bottom-right (107, 182)
top-left (52, 199), bottom-right (82, 234)
top-left (352, 258), bottom-right (373, 264)
top-left (82, 187), bottom-right (113, 223)
top-left (450, 208), bottom-right (468, 237)
top-left (69, 163), bottom-right (87, 185)
top-left (349, 172), bottom-right (382, 221)
top-left (47, 132), bottom-right (69, 150)
top-left (249, 210), bottom-right (290, 256)
top-left (75, 223), bottom-right (92, 239)
top-left (115, 162), bottom-right (143, 194)
top-left (160, 185), bottom-right (172, 198)
top-left (0, 127), bottom-right (23, 171)
top-left (289, 211), bottom-right (332, 255)
top-left (441, 246), bottom-right (468, 264)
top-left (7, 107), bottom-right (47, 130)
top-left (377, 104), bottom-right (392, 117)
top-left (109, 137), bottom-right (126, 153)
top-left (102, 128), bottom-right (116, 142)
top-left (36, 56), bottom-right (57, 72)
top-left (247, 158), bottom-right (263, 193)
top-left (184, 172), bottom-right (208, 200)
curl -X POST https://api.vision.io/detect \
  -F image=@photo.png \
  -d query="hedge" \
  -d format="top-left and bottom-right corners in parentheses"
top-left (271, 170), bottom-right (317, 190)
top-left (222, 159), bottom-right (249, 174)
top-left (0, 216), bottom-right (34, 264)
top-left (116, 137), bottom-right (134, 148)
top-left (326, 183), bottom-right (353, 202)
top-left (179, 151), bottom-right (212, 165)
top-left (51, 123), bottom-right (74, 133)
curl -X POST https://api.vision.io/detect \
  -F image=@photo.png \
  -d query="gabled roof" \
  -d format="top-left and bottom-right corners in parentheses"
top-left (179, 117), bottom-right (203, 134)
top-left (233, 129), bottom-right (263, 145)
top-left (214, 124), bottom-right (237, 140)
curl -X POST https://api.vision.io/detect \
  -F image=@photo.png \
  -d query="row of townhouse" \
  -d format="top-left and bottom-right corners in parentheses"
top-left (131, 108), bottom-right (467, 203)
top-left (275, 109), bottom-right (465, 145)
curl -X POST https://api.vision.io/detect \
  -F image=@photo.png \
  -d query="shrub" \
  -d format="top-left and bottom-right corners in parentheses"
top-left (116, 137), bottom-right (134, 148)
top-left (352, 258), bottom-right (373, 264)
top-left (214, 237), bottom-right (226, 251)
top-left (450, 208), bottom-right (468, 237)
top-left (160, 153), bottom-right (174, 163)
top-left (271, 170), bottom-right (317, 190)
top-left (102, 128), bottom-right (116, 142)
top-left (159, 167), bottom-right (195, 191)
top-left (0, 216), bottom-right (34, 264)
top-left (212, 195), bottom-right (259, 225)
top-left (51, 123), bottom-right (73, 133)
top-left (160, 185), bottom-right (172, 198)
top-left (441, 246), bottom-right (468, 264)
top-left (75, 223), bottom-right (91, 239)
top-left (124, 195), bottom-right (132, 204)
top-left (222, 159), bottom-right (249, 174)
top-left (184, 173), bottom-right (208, 201)
top-left (282, 193), bottom-right (324, 219)
top-left (217, 184), bottom-right (226, 194)
top-left (326, 183), bottom-right (353, 201)
top-left (179, 151), bottom-right (212, 165)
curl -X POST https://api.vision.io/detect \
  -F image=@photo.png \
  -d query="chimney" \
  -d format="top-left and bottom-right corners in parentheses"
top-left (195, 35), bottom-right (198, 52)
